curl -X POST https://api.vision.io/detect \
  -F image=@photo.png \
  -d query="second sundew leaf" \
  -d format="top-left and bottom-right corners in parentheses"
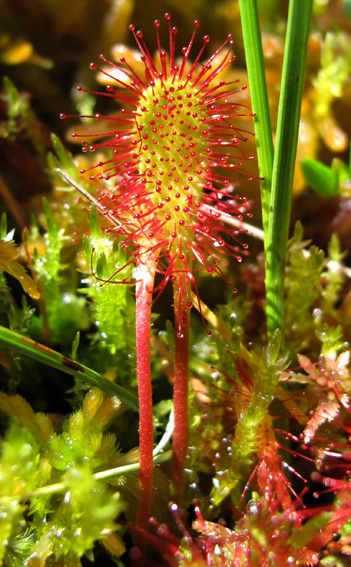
top-left (211, 331), bottom-right (289, 506)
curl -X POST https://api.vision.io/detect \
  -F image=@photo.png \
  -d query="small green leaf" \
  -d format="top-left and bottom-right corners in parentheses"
top-left (266, 329), bottom-right (281, 365)
top-left (90, 205), bottom-right (99, 236)
top-left (289, 512), bottom-right (333, 548)
top-left (82, 234), bottom-right (91, 264)
top-left (0, 213), bottom-right (7, 240)
top-left (51, 133), bottom-right (79, 179)
top-left (316, 323), bottom-right (347, 355)
top-left (292, 220), bottom-right (303, 244)
top-left (42, 197), bottom-right (55, 233)
top-left (71, 331), bottom-right (80, 360)
top-left (332, 156), bottom-right (351, 185)
top-left (96, 253), bottom-right (106, 280)
top-left (301, 158), bottom-right (339, 197)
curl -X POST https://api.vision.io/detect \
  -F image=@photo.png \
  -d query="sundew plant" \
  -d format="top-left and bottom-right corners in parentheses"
top-left (61, 14), bottom-right (253, 524)
top-left (0, 1), bottom-right (351, 566)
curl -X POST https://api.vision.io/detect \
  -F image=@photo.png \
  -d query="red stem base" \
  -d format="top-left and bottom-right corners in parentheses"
top-left (172, 274), bottom-right (190, 502)
top-left (135, 256), bottom-right (157, 526)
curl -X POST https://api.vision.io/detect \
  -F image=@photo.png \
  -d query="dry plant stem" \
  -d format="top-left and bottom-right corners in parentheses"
top-left (172, 267), bottom-right (191, 501)
top-left (135, 253), bottom-right (158, 527)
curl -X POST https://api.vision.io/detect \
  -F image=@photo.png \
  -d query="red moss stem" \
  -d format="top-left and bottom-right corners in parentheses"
top-left (135, 252), bottom-right (158, 527)
top-left (172, 269), bottom-right (191, 502)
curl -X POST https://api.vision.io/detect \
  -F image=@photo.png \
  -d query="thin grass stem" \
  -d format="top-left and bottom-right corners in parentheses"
top-left (265, 0), bottom-right (313, 341)
top-left (238, 0), bottom-right (274, 243)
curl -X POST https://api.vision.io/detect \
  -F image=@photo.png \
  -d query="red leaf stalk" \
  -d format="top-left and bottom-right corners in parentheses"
top-left (172, 256), bottom-right (191, 500)
top-left (135, 251), bottom-right (158, 526)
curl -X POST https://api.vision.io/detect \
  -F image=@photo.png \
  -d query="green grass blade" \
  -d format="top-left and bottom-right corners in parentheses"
top-left (0, 325), bottom-right (139, 412)
top-left (265, 0), bottom-right (313, 341)
top-left (238, 0), bottom-right (274, 241)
